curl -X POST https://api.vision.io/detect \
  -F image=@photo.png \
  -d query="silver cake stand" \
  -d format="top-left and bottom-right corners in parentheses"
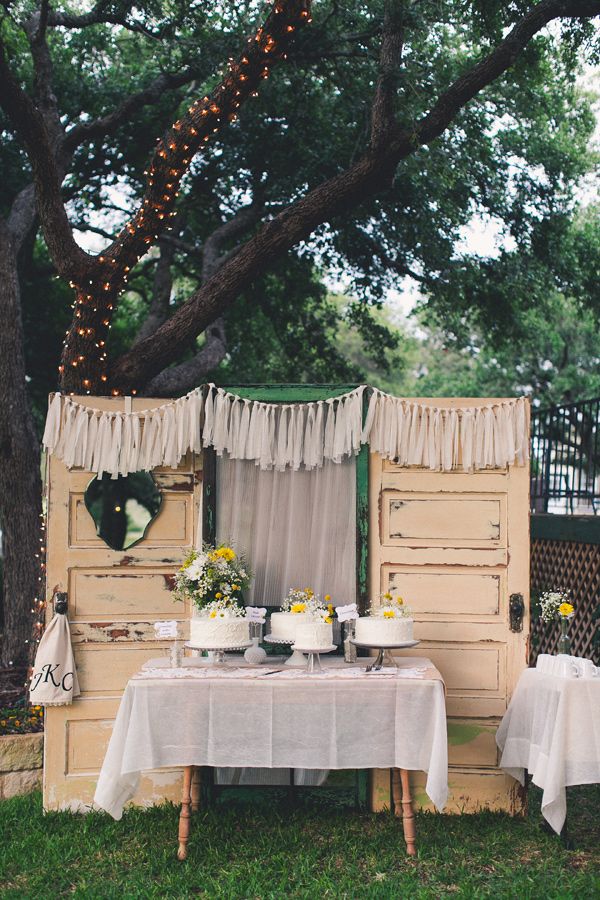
top-left (350, 639), bottom-right (420, 671)
top-left (264, 634), bottom-right (306, 667)
top-left (292, 644), bottom-right (336, 674)
top-left (185, 640), bottom-right (252, 666)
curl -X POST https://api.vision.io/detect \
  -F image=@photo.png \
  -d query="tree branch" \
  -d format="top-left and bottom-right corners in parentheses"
top-left (111, 0), bottom-right (600, 392)
top-left (144, 318), bottom-right (228, 396)
top-left (47, 3), bottom-right (162, 39)
top-left (63, 68), bottom-right (204, 151)
top-left (0, 41), bottom-right (89, 277)
top-left (370, 0), bottom-right (405, 150)
top-left (132, 241), bottom-right (175, 345)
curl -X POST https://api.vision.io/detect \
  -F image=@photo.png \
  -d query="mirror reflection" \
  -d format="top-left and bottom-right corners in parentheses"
top-left (84, 472), bottom-right (162, 550)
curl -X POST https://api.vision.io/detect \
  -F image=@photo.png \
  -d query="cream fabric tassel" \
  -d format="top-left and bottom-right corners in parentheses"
top-left (363, 389), bottom-right (529, 471)
top-left (42, 385), bottom-right (527, 476)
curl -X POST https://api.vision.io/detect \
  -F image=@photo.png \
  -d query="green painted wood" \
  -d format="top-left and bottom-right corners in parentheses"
top-left (202, 448), bottom-right (217, 546)
top-left (218, 384), bottom-right (361, 402)
top-left (531, 514), bottom-right (600, 545)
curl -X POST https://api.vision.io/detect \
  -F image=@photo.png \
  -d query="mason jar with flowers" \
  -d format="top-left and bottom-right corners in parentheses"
top-left (538, 590), bottom-right (575, 655)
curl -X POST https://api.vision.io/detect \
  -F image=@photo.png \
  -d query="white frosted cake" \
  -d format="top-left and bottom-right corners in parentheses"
top-left (355, 615), bottom-right (413, 645)
top-left (293, 621), bottom-right (333, 650)
top-left (269, 611), bottom-right (312, 642)
top-left (190, 614), bottom-right (249, 647)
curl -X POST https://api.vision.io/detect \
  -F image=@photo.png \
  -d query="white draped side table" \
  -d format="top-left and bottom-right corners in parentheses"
top-left (496, 667), bottom-right (600, 837)
top-left (94, 656), bottom-right (448, 859)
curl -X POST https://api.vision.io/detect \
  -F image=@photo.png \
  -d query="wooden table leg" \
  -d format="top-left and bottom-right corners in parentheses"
top-left (191, 766), bottom-right (201, 812)
top-left (177, 765), bottom-right (193, 861)
top-left (400, 769), bottom-right (417, 856)
top-left (392, 768), bottom-right (417, 856)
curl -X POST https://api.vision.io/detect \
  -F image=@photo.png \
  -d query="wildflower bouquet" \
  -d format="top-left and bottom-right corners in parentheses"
top-left (173, 544), bottom-right (251, 613)
top-left (539, 590), bottom-right (574, 623)
top-left (370, 588), bottom-right (412, 619)
top-left (281, 588), bottom-right (335, 622)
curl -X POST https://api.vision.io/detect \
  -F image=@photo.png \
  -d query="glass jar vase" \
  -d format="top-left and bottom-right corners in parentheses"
top-left (558, 616), bottom-right (571, 656)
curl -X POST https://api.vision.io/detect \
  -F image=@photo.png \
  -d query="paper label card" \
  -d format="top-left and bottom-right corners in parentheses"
top-left (246, 607), bottom-right (267, 624)
top-left (154, 620), bottom-right (179, 639)
top-left (336, 603), bottom-right (359, 623)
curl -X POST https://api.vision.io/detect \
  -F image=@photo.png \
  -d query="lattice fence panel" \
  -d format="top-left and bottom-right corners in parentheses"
top-left (531, 538), bottom-right (600, 664)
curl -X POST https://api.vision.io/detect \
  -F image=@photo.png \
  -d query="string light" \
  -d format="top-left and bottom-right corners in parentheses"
top-left (59, 0), bottom-right (311, 395)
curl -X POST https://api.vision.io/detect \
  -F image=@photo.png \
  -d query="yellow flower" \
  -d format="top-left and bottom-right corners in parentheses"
top-left (396, 596), bottom-right (404, 605)
top-left (383, 592), bottom-right (392, 602)
top-left (232, 585), bottom-right (239, 592)
top-left (305, 588), bottom-right (314, 597)
top-left (291, 603), bottom-right (306, 614)
top-left (14, 720), bottom-right (20, 727)
top-left (325, 617), bottom-right (333, 624)
top-left (327, 604), bottom-right (334, 616)
top-left (324, 594), bottom-right (331, 602)
top-left (215, 592), bottom-right (222, 599)
top-left (559, 602), bottom-right (574, 617)
top-left (383, 610), bottom-right (396, 619)
top-left (209, 611), bottom-right (218, 619)
top-left (215, 547), bottom-right (236, 561)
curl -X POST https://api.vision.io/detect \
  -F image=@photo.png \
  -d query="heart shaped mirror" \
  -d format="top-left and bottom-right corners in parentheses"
top-left (84, 472), bottom-right (162, 551)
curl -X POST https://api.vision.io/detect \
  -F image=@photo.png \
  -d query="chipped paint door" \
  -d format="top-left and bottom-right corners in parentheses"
top-left (43, 396), bottom-right (200, 811)
top-left (369, 398), bottom-right (530, 814)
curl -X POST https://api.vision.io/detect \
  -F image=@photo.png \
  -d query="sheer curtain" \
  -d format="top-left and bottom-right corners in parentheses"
top-left (212, 452), bottom-right (356, 787)
top-left (216, 455), bottom-right (356, 607)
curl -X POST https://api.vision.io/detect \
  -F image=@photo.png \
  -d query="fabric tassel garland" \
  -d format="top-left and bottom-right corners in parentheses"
top-left (42, 384), bottom-right (528, 476)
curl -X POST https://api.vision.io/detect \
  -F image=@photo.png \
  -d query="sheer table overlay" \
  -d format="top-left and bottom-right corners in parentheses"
top-left (496, 667), bottom-right (600, 834)
top-left (94, 657), bottom-right (448, 821)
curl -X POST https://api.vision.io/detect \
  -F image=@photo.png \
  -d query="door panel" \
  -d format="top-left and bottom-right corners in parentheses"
top-left (44, 395), bottom-right (202, 812)
top-left (369, 398), bottom-right (530, 814)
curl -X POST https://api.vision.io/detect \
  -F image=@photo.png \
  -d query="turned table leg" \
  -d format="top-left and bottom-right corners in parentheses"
top-left (392, 768), bottom-right (417, 857)
top-left (191, 766), bottom-right (201, 812)
top-left (177, 765), bottom-right (194, 861)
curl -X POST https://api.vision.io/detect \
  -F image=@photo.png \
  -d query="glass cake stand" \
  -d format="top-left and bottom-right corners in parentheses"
top-left (292, 644), bottom-right (336, 674)
top-left (184, 641), bottom-right (253, 666)
top-left (263, 635), bottom-right (306, 667)
top-left (349, 639), bottom-right (420, 671)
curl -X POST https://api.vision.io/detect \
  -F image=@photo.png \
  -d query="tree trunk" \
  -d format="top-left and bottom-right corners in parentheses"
top-left (0, 221), bottom-right (42, 668)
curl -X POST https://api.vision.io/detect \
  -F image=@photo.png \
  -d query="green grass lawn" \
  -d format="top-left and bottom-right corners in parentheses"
top-left (1, 785), bottom-right (599, 899)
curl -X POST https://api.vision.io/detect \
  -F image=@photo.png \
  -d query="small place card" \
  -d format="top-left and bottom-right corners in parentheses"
top-left (246, 607), bottom-right (267, 624)
top-left (336, 603), bottom-right (359, 623)
top-left (154, 620), bottom-right (179, 639)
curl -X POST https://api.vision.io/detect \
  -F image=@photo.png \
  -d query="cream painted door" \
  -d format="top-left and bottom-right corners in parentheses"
top-left (43, 396), bottom-right (201, 812)
top-left (369, 399), bottom-right (530, 814)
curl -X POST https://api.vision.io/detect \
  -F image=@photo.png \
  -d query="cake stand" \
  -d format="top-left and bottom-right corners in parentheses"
top-left (185, 641), bottom-right (252, 666)
top-left (292, 644), bottom-right (336, 674)
top-left (264, 634), bottom-right (306, 667)
top-left (350, 639), bottom-right (420, 671)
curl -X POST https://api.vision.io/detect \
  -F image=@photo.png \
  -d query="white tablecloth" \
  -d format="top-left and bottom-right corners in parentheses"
top-left (496, 668), bottom-right (600, 833)
top-left (94, 657), bottom-right (448, 820)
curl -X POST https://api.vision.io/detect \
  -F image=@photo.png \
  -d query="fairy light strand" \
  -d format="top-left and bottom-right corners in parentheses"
top-left (59, 0), bottom-right (312, 397)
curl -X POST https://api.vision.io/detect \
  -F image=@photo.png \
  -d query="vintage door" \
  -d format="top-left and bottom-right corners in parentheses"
top-left (369, 398), bottom-right (530, 814)
top-left (43, 396), bottom-right (201, 811)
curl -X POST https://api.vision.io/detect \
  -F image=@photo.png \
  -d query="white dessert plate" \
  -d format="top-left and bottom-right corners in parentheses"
top-left (350, 639), bottom-right (420, 650)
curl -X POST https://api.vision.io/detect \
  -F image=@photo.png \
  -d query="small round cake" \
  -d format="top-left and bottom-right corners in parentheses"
top-left (190, 614), bottom-right (249, 647)
top-left (269, 611), bottom-right (311, 642)
top-left (293, 621), bottom-right (333, 650)
top-left (354, 615), bottom-right (413, 645)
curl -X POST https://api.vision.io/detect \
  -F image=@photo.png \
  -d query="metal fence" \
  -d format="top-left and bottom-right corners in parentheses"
top-left (530, 397), bottom-right (600, 514)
